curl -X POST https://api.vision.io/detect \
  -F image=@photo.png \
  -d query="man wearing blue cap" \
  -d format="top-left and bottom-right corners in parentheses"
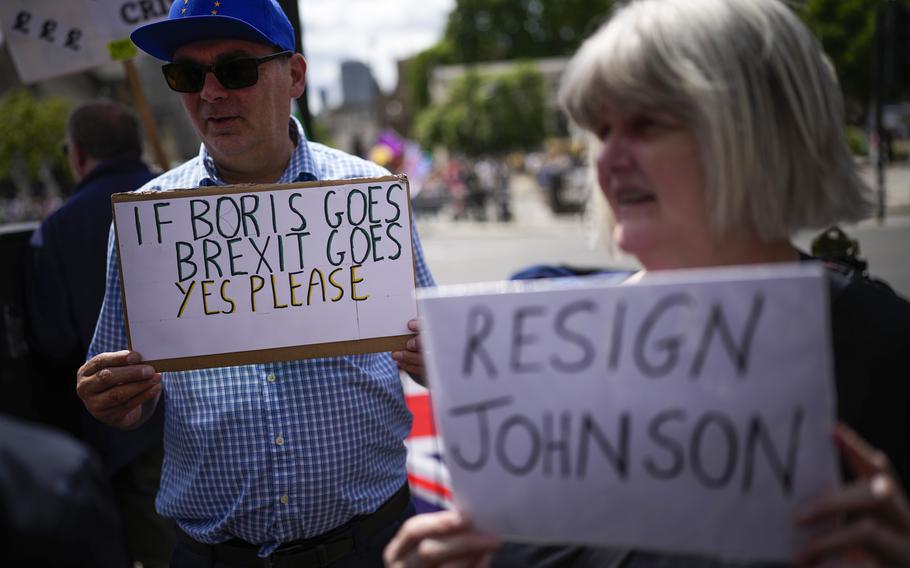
top-left (75, 1), bottom-right (432, 566)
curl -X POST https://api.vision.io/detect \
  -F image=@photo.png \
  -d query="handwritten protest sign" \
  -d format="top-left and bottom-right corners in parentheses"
top-left (0, 0), bottom-right (171, 83)
top-left (91, 0), bottom-right (172, 44)
top-left (417, 264), bottom-right (839, 562)
top-left (112, 176), bottom-right (417, 371)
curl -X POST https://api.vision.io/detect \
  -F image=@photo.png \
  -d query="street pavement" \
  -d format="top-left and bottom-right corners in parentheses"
top-left (417, 165), bottom-right (910, 298)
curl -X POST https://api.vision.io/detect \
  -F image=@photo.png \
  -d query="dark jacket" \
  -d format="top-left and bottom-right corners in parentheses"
top-left (0, 414), bottom-right (128, 567)
top-left (26, 157), bottom-right (164, 476)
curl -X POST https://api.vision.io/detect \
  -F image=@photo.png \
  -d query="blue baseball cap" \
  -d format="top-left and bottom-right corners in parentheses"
top-left (131, 0), bottom-right (296, 62)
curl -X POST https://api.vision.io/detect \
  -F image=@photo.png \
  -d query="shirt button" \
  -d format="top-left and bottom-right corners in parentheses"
top-left (267, 373), bottom-right (276, 383)
top-left (279, 495), bottom-right (289, 505)
top-left (275, 436), bottom-right (285, 446)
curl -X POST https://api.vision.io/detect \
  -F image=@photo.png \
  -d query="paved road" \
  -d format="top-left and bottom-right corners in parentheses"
top-left (418, 172), bottom-right (910, 298)
top-left (862, 162), bottom-right (910, 216)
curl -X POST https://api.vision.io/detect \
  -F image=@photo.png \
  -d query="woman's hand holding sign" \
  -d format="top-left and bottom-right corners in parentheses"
top-left (76, 350), bottom-right (162, 429)
top-left (384, 509), bottom-right (500, 568)
top-left (384, 422), bottom-right (910, 567)
top-left (795, 424), bottom-right (910, 567)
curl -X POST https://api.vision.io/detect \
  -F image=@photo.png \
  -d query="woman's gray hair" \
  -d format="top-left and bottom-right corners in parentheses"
top-left (559, 0), bottom-right (872, 240)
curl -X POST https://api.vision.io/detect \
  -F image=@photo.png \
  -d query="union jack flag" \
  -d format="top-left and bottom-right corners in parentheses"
top-left (402, 374), bottom-right (453, 512)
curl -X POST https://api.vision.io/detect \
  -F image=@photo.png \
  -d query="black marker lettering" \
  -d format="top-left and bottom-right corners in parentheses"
top-left (13, 11), bottom-right (31, 34)
top-left (690, 412), bottom-right (738, 489)
top-left (690, 294), bottom-right (765, 379)
top-left (634, 293), bottom-right (692, 378)
top-left (542, 412), bottom-right (572, 478)
top-left (495, 416), bottom-right (541, 476)
top-left (447, 396), bottom-right (513, 471)
top-left (742, 408), bottom-right (803, 496)
top-left (576, 412), bottom-right (629, 480)
top-left (40, 20), bottom-right (57, 42)
top-left (643, 409), bottom-right (686, 480)
top-left (551, 300), bottom-right (596, 373)
top-left (462, 306), bottom-right (497, 378)
top-left (64, 28), bottom-right (82, 51)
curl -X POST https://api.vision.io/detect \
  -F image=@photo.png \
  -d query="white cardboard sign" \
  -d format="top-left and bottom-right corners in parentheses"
top-left (112, 176), bottom-right (417, 371)
top-left (90, 0), bottom-right (172, 44)
top-left (417, 264), bottom-right (839, 562)
top-left (0, 0), bottom-right (171, 83)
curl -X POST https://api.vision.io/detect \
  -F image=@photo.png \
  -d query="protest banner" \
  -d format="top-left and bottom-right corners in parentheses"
top-left (92, 0), bottom-right (172, 46)
top-left (0, 0), bottom-right (173, 168)
top-left (417, 263), bottom-right (839, 562)
top-left (111, 175), bottom-right (418, 372)
top-left (0, 1), bottom-right (108, 84)
top-left (0, 0), bottom-right (171, 84)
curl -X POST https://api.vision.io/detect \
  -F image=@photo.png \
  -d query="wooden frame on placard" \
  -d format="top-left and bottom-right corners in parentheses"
top-left (110, 174), bottom-right (416, 372)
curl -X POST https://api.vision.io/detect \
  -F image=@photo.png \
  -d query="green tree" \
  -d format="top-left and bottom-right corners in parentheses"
top-left (797, 0), bottom-right (878, 119)
top-left (0, 89), bottom-right (71, 193)
top-left (415, 63), bottom-right (547, 155)
top-left (443, 0), bottom-right (613, 63)
top-left (406, 43), bottom-right (454, 111)
top-left (405, 0), bottom-right (614, 122)
top-left (407, 0), bottom-right (901, 131)
top-left (797, 0), bottom-right (910, 119)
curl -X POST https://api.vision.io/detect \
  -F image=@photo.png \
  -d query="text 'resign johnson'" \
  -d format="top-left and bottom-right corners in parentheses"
top-left (418, 263), bottom-right (838, 562)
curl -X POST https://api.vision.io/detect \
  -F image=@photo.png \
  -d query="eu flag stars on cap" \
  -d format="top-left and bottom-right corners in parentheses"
top-left (131, 0), bottom-right (296, 62)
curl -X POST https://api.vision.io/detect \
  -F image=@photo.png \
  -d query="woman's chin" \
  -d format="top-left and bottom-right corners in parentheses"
top-left (613, 225), bottom-right (659, 259)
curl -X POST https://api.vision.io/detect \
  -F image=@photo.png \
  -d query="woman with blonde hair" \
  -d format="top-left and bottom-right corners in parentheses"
top-left (385, 0), bottom-right (910, 566)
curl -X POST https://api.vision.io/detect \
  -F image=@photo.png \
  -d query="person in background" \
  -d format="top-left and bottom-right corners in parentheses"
top-left (26, 98), bottom-right (173, 568)
top-left (384, 0), bottom-right (910, 566)
top-left (76, 1), bottom-right (432, 566)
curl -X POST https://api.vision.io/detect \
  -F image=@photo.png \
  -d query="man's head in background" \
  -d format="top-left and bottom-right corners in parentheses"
top-left (66, 99), bottom-right (143, 181)
top-left (131, 0), bottom-right (307, 183)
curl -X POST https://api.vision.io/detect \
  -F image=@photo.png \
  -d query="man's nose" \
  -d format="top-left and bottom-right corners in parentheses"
top-left (198, 71), bottom-right (228, 102)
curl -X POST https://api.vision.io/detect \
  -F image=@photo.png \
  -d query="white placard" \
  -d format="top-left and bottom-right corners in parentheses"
top-left (418, 263), bottom-right (839, 562)
top-left (90, 0), bottom-right (172, 43)
top-left (0, 0), bottom-right (171, 83)
top-left (112, 176), bottom-right (417, 370)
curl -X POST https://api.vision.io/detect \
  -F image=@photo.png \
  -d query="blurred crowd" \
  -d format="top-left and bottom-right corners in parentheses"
top-left (0, 196), bottom-right (64, 224)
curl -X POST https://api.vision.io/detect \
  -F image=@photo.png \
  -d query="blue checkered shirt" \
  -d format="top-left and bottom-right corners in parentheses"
top-left (88, 118), bottom-right (435, 556)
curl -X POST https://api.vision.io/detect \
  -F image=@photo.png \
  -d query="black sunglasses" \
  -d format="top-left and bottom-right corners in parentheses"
top-left (162, 50), bottom-right (293, 93)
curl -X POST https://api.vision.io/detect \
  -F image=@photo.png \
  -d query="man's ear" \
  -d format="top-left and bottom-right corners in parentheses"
top-left (69, 142), bottom-right (88, 179)
top-left (289, 53), bottom-right (307, 98)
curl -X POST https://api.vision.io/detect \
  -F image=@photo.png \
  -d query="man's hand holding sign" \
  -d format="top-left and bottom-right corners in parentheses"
top-left (76, 350), bottom-right (161, 429)
top-left (78, 175), bottom-right (424, 430)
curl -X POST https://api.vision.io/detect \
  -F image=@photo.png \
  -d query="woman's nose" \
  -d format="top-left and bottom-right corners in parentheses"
top-left (597, 132), bottom-right (634, 171)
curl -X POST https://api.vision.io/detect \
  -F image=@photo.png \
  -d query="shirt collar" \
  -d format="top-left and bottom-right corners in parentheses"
top-left (198, 116), bottom-right (318, 187)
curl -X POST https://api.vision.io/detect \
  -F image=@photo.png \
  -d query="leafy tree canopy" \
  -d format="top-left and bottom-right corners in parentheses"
top-left (797, 0), bottom-right (879, 119)
top-left (0, 89), bottom-right (70, 186)
top-left (795, 0), bottom-right (910, 118)
top-left (407, 0), bottom-right (905, 138)
top-left (442, 0), bottom-right (613, 63)
top-left (414, 63), bottom-right (547, 155)
top-left (405, 0), bottom-right (614, 120)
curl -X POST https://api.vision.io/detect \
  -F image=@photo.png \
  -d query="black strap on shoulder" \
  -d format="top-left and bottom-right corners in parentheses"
top-left (823, 262), bottom-right (854, 302)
